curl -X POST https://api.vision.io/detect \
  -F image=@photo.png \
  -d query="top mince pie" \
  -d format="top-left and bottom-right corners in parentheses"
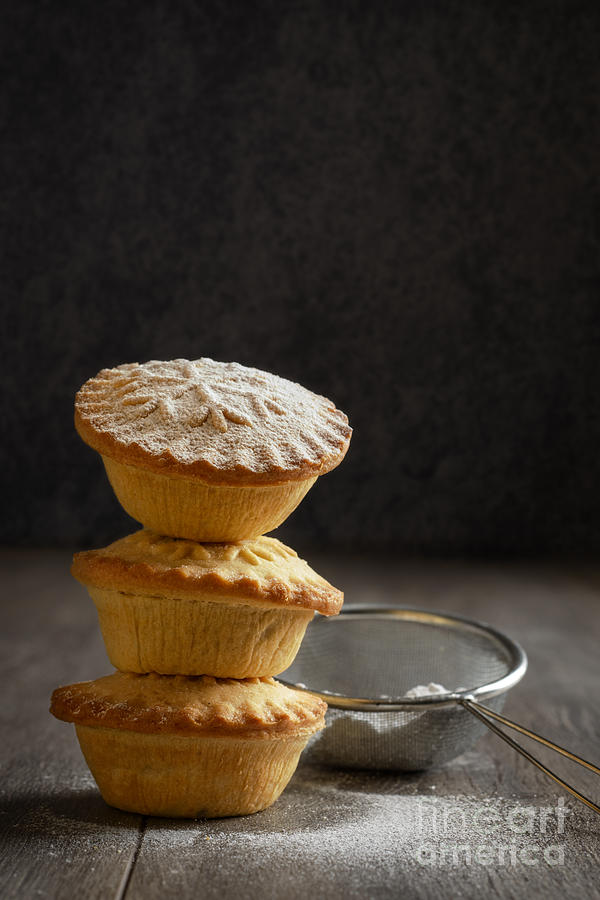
top-left (75, 358), bottom-right (352, 541)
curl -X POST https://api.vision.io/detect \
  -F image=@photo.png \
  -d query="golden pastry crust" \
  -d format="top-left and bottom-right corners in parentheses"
top-left (74, 727), bottom-right (313, 817)
top-left (86, 586), bottom-right (314, 677)
top-left (50, 672), bottom-right (326, 739)
top-left (75, 358), bottom-right (352, 486)
top-left (71, 530), bottom-right (343, 616)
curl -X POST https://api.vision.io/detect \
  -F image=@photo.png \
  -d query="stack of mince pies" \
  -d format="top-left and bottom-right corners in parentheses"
top-left (50, 358), bottom-right (351, 818)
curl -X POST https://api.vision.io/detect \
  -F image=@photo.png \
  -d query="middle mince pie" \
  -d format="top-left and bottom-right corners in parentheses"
top-left (72, 529), bottom-right (343, 678)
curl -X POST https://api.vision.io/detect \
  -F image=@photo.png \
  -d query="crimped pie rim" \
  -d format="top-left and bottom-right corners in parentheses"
top-left (50, 673), bottom-right (327, 739)
top-left (71, 531), bottom-right (344, 616)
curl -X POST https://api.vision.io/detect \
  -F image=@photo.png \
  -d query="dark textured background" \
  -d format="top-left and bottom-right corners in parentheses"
top-left (2, 1), bottom-right (600, 553)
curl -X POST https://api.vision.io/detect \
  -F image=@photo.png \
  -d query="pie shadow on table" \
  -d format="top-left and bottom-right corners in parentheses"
top-left (0, 786), bottom-right (141, 840)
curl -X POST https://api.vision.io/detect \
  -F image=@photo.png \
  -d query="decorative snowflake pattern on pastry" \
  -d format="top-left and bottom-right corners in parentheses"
top-left (75, 358), bottom-right (351, 484)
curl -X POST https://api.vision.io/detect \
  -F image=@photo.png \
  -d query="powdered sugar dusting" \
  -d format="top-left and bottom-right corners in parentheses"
top-left (76, 358), bottom-right (351, 476)
top-left (404, 682), bottom-right (451, 698)
top-left (136, 769), bottom-right (575, 894)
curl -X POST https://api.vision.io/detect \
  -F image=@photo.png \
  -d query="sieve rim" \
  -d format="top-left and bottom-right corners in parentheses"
top-left (280, 605), bottom-right (528, 711)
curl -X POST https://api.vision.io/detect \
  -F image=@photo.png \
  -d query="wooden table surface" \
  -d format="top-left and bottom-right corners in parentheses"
top-left (1, 549), bottom-right (599, 899)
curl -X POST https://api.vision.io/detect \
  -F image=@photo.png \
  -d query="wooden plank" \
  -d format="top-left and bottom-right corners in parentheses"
top-left (0, 550), bottom-right (142, 900)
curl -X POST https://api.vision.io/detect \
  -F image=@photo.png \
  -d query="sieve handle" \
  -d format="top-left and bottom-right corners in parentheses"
top-left (461, 698), bottom-right (600, 816)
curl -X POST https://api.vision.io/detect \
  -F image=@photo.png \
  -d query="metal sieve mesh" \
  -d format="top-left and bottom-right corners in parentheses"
top-left (280, 607), bottom-right (526, 771)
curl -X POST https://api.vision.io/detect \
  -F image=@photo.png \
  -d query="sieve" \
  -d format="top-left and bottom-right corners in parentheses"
top-left (280, 607), bottom-right (600, 815)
